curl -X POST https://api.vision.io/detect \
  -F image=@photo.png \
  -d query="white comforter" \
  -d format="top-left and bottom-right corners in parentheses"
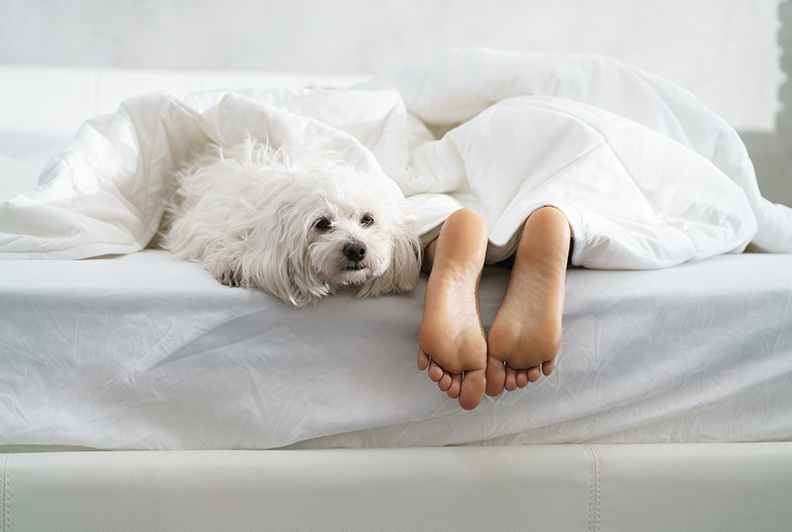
top-left (1, 49), bottom-right (790, 264)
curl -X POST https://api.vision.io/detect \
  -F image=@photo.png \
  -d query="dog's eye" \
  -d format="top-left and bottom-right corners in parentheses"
top-left (360, 214), bottom-right (374, 227)
top-left (315, 217), bottom-right (332, 231)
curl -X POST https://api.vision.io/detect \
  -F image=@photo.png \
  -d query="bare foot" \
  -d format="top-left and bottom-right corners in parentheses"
top-left (485, 207), bottom-right (570, 397)
top-left (418, 209), bottom-right (488, 410)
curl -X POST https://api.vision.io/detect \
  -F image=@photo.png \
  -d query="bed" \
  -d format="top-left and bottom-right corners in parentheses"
top-left (2, 52), bottom-right (792, 531)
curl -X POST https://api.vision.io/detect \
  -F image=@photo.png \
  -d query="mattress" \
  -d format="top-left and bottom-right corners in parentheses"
top-left (2, 249), bottom-right (791, 450)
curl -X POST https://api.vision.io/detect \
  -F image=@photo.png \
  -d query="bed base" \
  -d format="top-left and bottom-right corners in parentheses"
top-left (3, 443), bottom-right (790, 531)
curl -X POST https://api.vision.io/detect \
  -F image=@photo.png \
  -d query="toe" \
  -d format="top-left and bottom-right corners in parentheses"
top-left (438, 371), bottom-right (453, 391)
top-left (459, 368), bottom-right (486, 410)
top-left (485, 355), bottom-right (506, 397)
top-left (447, 374), bottom-right (462, 399)
top-left (504, 365), bottom-right (518, 392)
top-left (542, 358), bottom-right (555, 376)
top-left (515, 369), bottom-right (529, 389)
top-left (527, 366), bottom-right (542, 383)
top-left (428, 361), bottom-right (444, 382)
top-left (417, 350), bottom-right (430, 371)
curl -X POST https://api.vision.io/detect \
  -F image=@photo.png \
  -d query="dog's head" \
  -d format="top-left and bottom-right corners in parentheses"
top-left (240, 145), bottom-right (422, 306)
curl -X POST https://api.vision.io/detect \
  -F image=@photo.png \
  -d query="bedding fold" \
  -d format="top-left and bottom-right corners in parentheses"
top-left (1, 48), bottom-right (790, 267)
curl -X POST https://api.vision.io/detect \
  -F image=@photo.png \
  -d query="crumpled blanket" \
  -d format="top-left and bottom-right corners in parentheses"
top-left (1, 48), bottom-right (790, 266)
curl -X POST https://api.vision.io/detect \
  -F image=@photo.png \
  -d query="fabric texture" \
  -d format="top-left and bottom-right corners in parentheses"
top-left (2, 49), bottom-right (789, 265)
top-left (1, 251), bottom-right (791, 449)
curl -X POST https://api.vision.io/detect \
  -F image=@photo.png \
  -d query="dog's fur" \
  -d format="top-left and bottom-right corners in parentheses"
top-left (162, 138), bottom-right (422, 306)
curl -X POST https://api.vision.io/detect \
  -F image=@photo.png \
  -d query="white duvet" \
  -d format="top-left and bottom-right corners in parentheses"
top-left (1, 49), bottom-right (791, 264)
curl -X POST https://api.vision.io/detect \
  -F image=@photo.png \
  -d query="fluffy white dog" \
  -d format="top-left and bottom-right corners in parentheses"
top-left (163, 138), bottom-right (422, 306)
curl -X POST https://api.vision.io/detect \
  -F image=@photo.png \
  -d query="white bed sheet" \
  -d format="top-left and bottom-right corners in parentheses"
top-left (1, 250), bottom-right (790, 450)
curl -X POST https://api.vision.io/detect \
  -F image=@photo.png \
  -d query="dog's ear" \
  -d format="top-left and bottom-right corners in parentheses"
top-left (240, 242), bottom-right (303, 305)
top-left (359, 222), bottom-right (422, 298)
top-left (242, 208), bottom-right (331, 307)
top-left (287, 245), bottom-right (334, 306)
top-left (237, 209), bottom-right (301, 305)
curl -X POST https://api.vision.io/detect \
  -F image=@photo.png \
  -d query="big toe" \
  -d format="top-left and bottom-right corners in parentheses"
top-left (459, 368), bottom-right (487, 410)
top-left (485, 355), bottom-right (506, 397)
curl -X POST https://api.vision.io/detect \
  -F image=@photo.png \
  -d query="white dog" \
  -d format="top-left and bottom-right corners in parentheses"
top-left (163, 137), bottom-right (422, 306)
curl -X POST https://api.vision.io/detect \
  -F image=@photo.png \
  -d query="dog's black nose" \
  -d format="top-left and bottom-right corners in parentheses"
top-left (343, 242), bottom-right (367, 262)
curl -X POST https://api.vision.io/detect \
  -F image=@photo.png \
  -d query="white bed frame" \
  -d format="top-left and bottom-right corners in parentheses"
top-left (3, 444), bottom-right (792, 531)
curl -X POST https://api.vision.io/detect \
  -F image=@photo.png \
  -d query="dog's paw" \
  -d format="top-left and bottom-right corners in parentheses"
top-left (217, 269), bottom-right (242, 287)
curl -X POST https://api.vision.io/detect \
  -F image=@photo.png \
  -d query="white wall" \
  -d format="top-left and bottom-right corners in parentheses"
top-left (0, 0), bottom-right (783, 130)
top-left (1, 0), bottom-right (789, 203)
